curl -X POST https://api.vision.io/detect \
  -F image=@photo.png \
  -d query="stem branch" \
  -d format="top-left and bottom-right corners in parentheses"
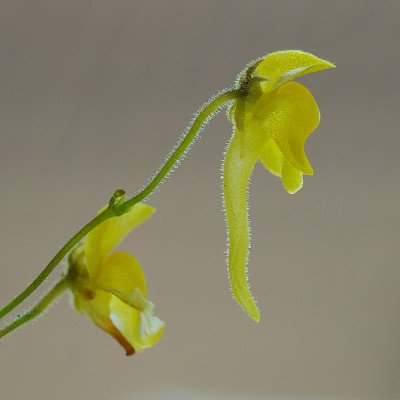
top-left (0, 277), bottom-right (70, 339)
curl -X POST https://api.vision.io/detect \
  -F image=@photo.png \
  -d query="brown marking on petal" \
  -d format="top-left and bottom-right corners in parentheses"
top-left (83, 288), bottom-right (96, 300)
top-left (83, 299), bottom-right (136, 356)
top-left (109, 325), bottom-right (135, 356)
top-left (95, 319), bottom-right (135, 356)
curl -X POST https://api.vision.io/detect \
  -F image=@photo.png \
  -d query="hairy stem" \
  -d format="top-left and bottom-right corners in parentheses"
top-left (0, 209), bottom-right (114, 320)
top-left (0, 89), bottom-right (240, 321)
top-left (0, 277), bottom-right (70, 339)
top-left (118, 89), bottom-right (239, 213)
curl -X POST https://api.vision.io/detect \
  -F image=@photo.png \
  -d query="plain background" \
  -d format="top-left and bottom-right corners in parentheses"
top-left (1, 1), bottom-right (399, 399)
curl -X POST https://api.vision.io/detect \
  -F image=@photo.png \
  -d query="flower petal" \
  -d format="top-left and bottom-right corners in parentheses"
top-left (282, 159), bottom-right (303, 194)
top-left (259, 139), bottom-right (304, 194)
top-left (96, 251), bottom-right (147, 303)
top-left (86, 203), bottom-right (155, 280)
top-left (259, 81), bottom-right (320, 175)
top-left (256, 50), bottom-right (334, 94)
top-left (109, 298), bottom-right (165, 352)
top-left (73, 289), bottom-right (135, 355)
top-left (258, 138), bottom-right (283, 177)
top-left (223, 129), bottom-right (260, 322)
top-left (95, 250), bottom-right (165, 352)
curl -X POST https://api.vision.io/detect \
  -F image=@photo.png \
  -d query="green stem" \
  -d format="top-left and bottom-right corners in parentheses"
top-left (0, 209), bottom-right (115, 318)
top-left (0, 89), bottom-right (240, 321)
top-left (0, 277), bottom-right (70, 339)
top-left (118, 89), bottom-right (240, 213)
top-left (0, 207), bottom-right (115, 320)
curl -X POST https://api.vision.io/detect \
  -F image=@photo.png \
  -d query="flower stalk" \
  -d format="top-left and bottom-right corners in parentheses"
top-left (0, 89), bottom-right (240, 322)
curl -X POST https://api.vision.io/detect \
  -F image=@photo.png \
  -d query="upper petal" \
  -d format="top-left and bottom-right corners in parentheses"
top-left (257, 81), bottom-right (320, 175)
top-left (86, 203), bottom-right (155, 280)
top-left (255, 50), bottom-right (334, 94)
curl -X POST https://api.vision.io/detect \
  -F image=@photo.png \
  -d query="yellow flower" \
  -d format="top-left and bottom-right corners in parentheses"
top-left (68, 203), bottom-right (165, 355)
top-left (224, 50), bottom-right (334, 322)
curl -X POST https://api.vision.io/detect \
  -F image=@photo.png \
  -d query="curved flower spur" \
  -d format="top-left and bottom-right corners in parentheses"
top-left (223, 50), bottom-right (334, 322)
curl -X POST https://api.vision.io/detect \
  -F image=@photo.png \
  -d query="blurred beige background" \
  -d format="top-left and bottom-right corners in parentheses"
top-left (1, 1), bottom-right (399, 399)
